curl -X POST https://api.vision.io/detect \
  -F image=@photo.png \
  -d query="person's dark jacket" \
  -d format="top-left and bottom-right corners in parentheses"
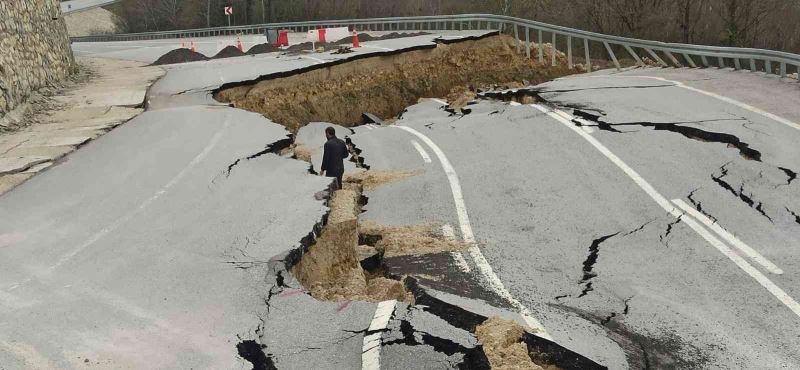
top-left (321, 137), bottom-right (349, 177)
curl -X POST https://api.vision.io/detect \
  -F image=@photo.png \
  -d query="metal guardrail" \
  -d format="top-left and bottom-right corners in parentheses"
top-left (71, 13), bottom-right (800, 79)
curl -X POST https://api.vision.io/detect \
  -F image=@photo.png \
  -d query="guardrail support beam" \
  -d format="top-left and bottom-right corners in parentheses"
top-left (682, 53), bottom-right (698, 68)
top-left (718, 57), bottom-right (725, 69)
top-left (661, 51), bottom-right (680, 67)
top-left (765, 60), bottom-right (773, 74)
top-left (645, 48), bottom-right (668, 67)
top-left (624, 45), bottom-right (645, 67)
top-left (538, 29), bottom-right (544, 64)
top-left (780, 62), bottom-right (787, 77)
top-left (584, 38), bottom-right (591, 71)
top-left (701, 55), bottom-right (710, 67)
top-left (525, 27), bottom-right (531, 59)
top-left (734, 58), bottom-right (741, 70)
top-left (567, 36), bottom-right (573, 69)
top-left (604, 42), bottom-right (621, 70)
top-left (514, 24), bottom-right (521, 53)
top-left (551, 33), bottom-right (557, 67)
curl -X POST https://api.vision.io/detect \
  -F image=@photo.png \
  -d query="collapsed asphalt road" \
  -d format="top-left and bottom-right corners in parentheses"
top-left (4, 28), bottom-right (800, 369)
top-left (350, 73), bottom-right (800, 368)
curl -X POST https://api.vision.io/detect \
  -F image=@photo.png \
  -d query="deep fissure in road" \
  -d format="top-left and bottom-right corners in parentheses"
top-left (215, 34), bottom-right (576, 132)
top-left (711, 163), bottom-right (774, 222)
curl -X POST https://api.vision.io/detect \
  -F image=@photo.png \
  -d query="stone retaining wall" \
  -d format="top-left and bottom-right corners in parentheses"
top-left (0, 0), bottom-right (74, 121)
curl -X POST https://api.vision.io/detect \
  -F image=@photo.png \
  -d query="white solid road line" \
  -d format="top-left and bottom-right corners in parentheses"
top-left (589, 75), bottom-right (800, 131)
top-left (411, 140), bottom-right (433, 163)
top-left (362, 300), bottom-right (397, 370)
top-left (393, 125), bottom-right (552, 340)
top-left (443, 224), bottom-right (471, 273)
top-left (672, 199), bottom-right (784, 275)
top-left (532, 103), bottom-right (800, 319)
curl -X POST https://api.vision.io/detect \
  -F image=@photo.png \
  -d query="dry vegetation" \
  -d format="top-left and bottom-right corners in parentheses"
top-left (475, 317), bottom-right (555, 370)
top-left (360, 221), bottom-right (469, 258)
top-left (344, 170), bottom-right (418, 191)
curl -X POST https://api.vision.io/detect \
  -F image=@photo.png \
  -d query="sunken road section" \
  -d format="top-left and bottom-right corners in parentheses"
top-left (215, 34), bottom-right (576, 132)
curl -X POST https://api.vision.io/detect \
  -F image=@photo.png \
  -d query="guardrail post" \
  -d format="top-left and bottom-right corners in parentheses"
top-left (780, 62), bottom-right (787, 77)
top-left (765, 60), bottom-right (773, 74)
top-left (514, 24), bottom-right (521, 53)
top-left (538, 29), bottom-right (544, 64)
top-left (624, 44), bottom-right (645, 67)
top-left (682, 53), bottom-right (698, 68)
top-left (734, 58), bottom-right (741, 70)
top-left (567, 36), bottom-right (573, 69)
top-left (717, 57), bottom-right (725, 68)
top-left (664, 51), bottom-right (681, 67)
top-left (749, 58), bottom-right (756, 72)
top-left (700, 55), bottom-right (710, 67)
top-left (525, 27), bottom-right (531, 59)
top-left (603, 42), bottom-right (621, 70)
top-left (584, 38), bottom-right (591, 71)
top-left (551, 33), bottom-right (557, 67)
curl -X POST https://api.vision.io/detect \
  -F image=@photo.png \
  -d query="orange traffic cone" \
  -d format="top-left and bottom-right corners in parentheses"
top-left (236, 38), bottom-right (244, 52)
top-left (352, 31), bottom-right (360, 48)
top-left (190, 41), bottom-right (196, 53)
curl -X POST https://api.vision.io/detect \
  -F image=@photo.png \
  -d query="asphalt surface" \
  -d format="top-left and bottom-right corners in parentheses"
top-left (351, 71), bottom-right (800, 368)
top-left (3, 29), bottom-right (800, 369)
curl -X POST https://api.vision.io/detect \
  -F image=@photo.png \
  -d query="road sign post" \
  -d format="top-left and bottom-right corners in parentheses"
top-left (224, 6), bottom-right (233, 27)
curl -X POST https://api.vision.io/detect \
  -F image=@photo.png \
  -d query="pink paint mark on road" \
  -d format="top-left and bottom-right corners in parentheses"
top-left (0, 232), bottom-right (25, 248)
top-left (336, 301), bottom-right (352, 312)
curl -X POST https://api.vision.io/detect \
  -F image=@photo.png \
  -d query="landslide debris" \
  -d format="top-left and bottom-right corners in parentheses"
top-left (475, 317), bottom-right (554, 370)
top-left (151, 48), bottom-right (209, 65)
top-left (216, 35), bottom-right (576, 132)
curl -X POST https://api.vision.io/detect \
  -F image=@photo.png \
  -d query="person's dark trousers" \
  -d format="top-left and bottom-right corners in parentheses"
top-left (328, 173), bottom-right (343, 190)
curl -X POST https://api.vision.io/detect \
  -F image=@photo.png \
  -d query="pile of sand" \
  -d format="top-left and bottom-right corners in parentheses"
top-left (151, 49), bottom-right (209, 66)
top-left (475, 317), bottom-right (547, 370)
top-left (212, 46), bottom-right (247, 59)
top-left (247, 43), bottom-right (283, 55)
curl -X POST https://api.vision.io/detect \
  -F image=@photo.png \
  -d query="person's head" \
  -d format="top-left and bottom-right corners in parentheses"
top-left (325, 127), bottom-right (336, 139)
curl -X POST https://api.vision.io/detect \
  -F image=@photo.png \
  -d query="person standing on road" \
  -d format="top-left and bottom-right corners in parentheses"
top-left (320, 127), bottom-right (349, 189)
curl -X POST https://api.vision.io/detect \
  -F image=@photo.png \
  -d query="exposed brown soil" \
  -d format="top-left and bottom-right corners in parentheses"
top-left (151, 48), bottom-right (209, 66)
top-left (292, 186), bottom-right (413, 303)
top-left (344, 170), bottom-right (417, 190)
top-left (360, 221), bottom-right (469, 258)
top-left (246, 43), bottom-right (283, 55)
top-left (292, 144), bottom-right (314, 163)
top-left (212, 45), bottom-right (247, 59)
top-left (331, 31), bottom-right (431, 45)
top-left (475, 317), bottom-right (555, 370)
top-left (216, 35), bottom-right (576, 132)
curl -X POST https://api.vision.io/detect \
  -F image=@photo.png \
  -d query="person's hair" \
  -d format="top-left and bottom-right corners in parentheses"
top-left (326, 127), bottom-right (336, 137)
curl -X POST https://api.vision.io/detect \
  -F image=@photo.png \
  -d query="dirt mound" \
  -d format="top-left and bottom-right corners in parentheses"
top-left (475, 317), bottom-right (547, 370)
top-left (151, 48), bottom-right (209, 66)
top-left (213, 45), bottom-right (247, 59)
top-left (217, 35), bottom-right (576, 132)
top-left (247, 43), bottom-right (282, 55)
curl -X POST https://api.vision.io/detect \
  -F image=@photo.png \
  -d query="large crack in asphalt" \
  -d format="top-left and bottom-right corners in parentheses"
top-left (570, 110), bottom-right (761, 161)
top-left (778, 167), bottom-right (797, 186)
top-left (224, 135), bottom-right (294, 178)
top-left (687, 188), bottom-right (718, 224)
top-left (578, 233), bottom-right (620, 298)
top-left (659, 216), bottom-right (683, 247)
top-left (711, 163), bottom-right (774, 223)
